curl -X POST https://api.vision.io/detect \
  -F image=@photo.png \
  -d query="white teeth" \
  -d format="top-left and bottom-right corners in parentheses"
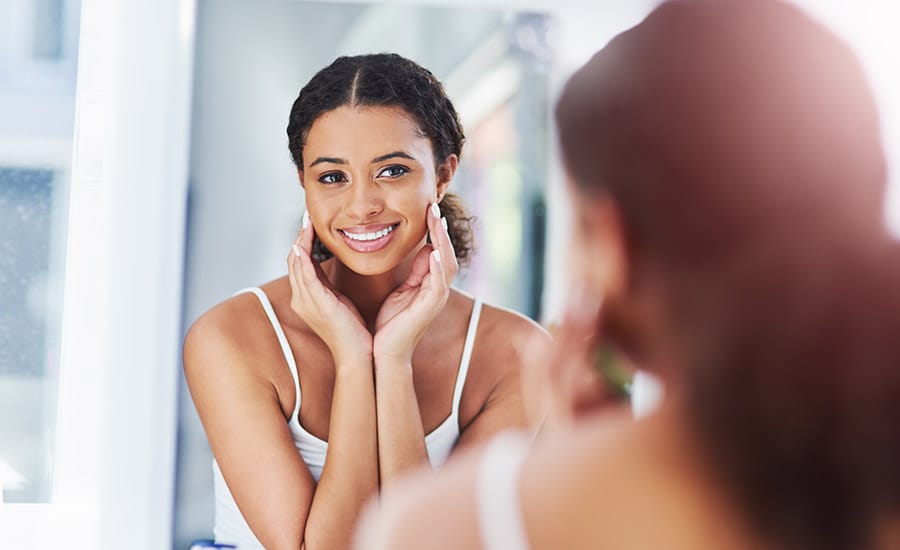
top-left (343, 224), bottom-right (396, 242)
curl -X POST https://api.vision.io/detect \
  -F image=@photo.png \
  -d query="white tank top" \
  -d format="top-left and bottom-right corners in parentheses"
top-left (476, 430), bottom-right (532, 550)
top-left (213, 287), bottom-right (483, 548)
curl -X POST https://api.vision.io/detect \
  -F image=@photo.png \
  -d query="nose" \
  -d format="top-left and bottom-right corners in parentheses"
top-left (343, 178), bottom-right (385, 221)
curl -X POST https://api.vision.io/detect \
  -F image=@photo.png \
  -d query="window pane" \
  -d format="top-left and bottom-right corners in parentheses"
top-left (0, 0), bottom-right (79, 504)
top-left (33, 0), bottom-right (66, 60)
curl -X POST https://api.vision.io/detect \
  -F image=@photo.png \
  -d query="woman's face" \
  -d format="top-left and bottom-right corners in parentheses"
top-left (300, 105), bottom-right (453, 275)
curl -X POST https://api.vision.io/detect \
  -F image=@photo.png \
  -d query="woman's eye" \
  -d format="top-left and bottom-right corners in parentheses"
top-left (319, 172), bottom-right (346, 184)
top-left (377, 165), bottom-right (409, 179)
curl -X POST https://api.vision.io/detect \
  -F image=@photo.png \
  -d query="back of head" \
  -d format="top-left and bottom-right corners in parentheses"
top-left (556, 1), bottom-right (900, 547)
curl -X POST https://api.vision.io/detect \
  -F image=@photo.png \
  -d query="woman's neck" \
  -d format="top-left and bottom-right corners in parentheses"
top-left (632, 397), bottom-right (755, 548)
top-left (324, 248), bottom-right (420, 331)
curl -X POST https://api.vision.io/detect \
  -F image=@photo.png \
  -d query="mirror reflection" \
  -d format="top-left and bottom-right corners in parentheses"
top-left (178, 2), bottom-right (558, 547)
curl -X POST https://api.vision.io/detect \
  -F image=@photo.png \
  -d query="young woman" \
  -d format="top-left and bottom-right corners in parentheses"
top-left (183, 53), bottom-right (546, 550)
top-left (362, 2), bottom-right (900, 549)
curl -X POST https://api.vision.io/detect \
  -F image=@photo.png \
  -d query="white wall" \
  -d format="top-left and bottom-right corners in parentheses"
top-left (787, 0), bottom-right (900, 236)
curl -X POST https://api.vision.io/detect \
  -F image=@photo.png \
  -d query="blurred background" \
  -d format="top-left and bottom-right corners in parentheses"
top-left (0, 0), bottom-right (898, 548)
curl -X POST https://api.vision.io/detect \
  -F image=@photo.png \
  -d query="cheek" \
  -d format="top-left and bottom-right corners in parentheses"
top-left (396, 177), bottom-right (435, 225)
top-left (303, 192), bottom-right (336, 224)
top-left (304, 201), bottom-right (322, 228)
top-left (405, 198), bottom-right (429, 240)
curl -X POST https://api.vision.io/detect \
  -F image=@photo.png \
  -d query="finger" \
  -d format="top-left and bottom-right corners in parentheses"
top-left (295, 213), bottom-right (339, 293)
top-left (292, 224), bottom-right (333, 307)
top-left (287, 213), bottom-right (311, 292)
top-left (287, 248), bottom-right (299, 291)
top-left (428, 202), bottom-right (458, 284)
top-left (298, 211), bottom-right (314, 254)
top-left (549, 288), bottom-right (601, 373)
top-left (289, 239), bottom-right (315, 307)
top-left (428, 247), bottom-right (446, 291)
top-left (403, 244), bottom-right (433, 290)
top-left (312, 258), bottom-right (338, 294)
top-left (389, 241), bottom-right (430, 293)
top-left (287, 238), bottom-right (321, 323)
top-left (544, 287), bottom-right (604, 421)
top-left (419, 246), bottom-right (447, 309)
top-left (287, 222), bottom-right (307, 293)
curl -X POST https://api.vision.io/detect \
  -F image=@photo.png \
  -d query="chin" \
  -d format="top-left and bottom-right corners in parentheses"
top-left (330, 249), bottom-right (404, 277)
top-left (344, 260), bottom-right (395, 277)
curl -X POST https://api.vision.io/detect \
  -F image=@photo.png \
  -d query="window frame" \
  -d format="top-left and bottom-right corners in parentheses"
top-left (0, 0), bottom-right (196, 547)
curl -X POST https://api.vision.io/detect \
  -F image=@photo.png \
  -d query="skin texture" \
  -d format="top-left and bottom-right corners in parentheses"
top-left (183, 105), bottom-right (547, 550)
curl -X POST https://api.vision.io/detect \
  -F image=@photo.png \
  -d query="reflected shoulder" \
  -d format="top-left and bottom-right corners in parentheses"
top-left (473, 300), bottom-right (550, 364)
top-left (363, 443), bottom-right (484, 550)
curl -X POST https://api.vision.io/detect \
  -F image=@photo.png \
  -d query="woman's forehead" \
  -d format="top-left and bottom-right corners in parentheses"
top-left (304, 105), bottom-right (432, 163)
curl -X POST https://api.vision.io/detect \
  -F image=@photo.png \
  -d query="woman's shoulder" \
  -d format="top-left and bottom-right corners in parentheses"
top-left (451, 290), bottom-right (549, 365)
top-left (366, 411), bottom-right (636, 549)
top-left (480, 301), bottom-right (548, 342)
top-left (183, 277), bottom-right (293, 375)
top-left (522, 410), bottom-right (750, 549)
top-left (448, 292), bottom-right (550, 427)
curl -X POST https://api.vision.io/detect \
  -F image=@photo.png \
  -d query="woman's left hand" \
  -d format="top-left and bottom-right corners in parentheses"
top-left (373, 203), bottom-right (458, 364)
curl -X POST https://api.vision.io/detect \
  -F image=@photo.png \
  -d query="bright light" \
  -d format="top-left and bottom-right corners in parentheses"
top-left (789, 0), bottom-right (900, 237)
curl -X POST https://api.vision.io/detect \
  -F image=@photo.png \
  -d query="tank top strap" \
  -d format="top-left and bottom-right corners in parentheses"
top-left (451, 298), bottom-right (483, 418)
top-left (235, 287), bottom-right (302, 420)
top-left (476, 430), bottom-right (531, 550)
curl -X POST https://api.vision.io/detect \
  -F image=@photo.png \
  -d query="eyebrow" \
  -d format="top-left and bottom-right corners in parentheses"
top-left (371, 151), bottom-right (415, 164)
top-left (309, 156), bottom-right (348, 168)
top-left (309, 151), bottom-right (416, 168)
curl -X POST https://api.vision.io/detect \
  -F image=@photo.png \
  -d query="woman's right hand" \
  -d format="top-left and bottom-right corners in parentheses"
top-left (287, 212), bottom-right (373, 367)
top-left (522, 287), bottom-right (627, 429)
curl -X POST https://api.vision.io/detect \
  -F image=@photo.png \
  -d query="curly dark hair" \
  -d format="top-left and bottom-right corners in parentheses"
top-left (286, 53), bottom-right (474, 265)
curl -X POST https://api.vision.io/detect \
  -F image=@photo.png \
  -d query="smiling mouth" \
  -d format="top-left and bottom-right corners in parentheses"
top-left (339, 224), bottom-right (399, 242)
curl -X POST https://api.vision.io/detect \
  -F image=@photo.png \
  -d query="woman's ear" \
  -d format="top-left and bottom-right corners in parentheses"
top-left (435, 154), bottom-right (458, 202)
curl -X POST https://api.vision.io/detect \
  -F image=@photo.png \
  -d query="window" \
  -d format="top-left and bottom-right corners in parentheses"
top-left (1, 0), bottom-right (194, 547)
top-left (0, 167), bottom-right (68, 504)
top-left (0, 0), bottom-right (79, 505)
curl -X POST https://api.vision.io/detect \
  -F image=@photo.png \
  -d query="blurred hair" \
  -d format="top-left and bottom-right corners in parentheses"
top-left (286, 53), bottom-right (473, 265)
top-left (556, 0), bottom-right (900, 547)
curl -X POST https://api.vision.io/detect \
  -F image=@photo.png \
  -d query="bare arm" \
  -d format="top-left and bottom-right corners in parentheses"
top-left (303, 358), bottom-right (378, 549)
top-left (185, 319), bottom-right (379, 550)
top-left (184, 318), bottom-right (313, 549)
top-left (374, 357), bottom-right (429, 483)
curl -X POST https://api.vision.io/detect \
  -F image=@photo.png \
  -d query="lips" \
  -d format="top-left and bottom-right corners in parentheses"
top-left (338, 222), bottom-right (400, 252)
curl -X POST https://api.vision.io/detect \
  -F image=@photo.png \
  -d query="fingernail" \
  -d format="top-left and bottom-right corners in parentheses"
top-left (292, 244), bottom-right (301, 258)
top-left (432, 249), bottom-right (441, 263)
top-left (430, 202), bottom-right (440, 219)
top-left (441, 216), bottom-right (448, 230)
top-left (302, 211), bottom-right (310, 229)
